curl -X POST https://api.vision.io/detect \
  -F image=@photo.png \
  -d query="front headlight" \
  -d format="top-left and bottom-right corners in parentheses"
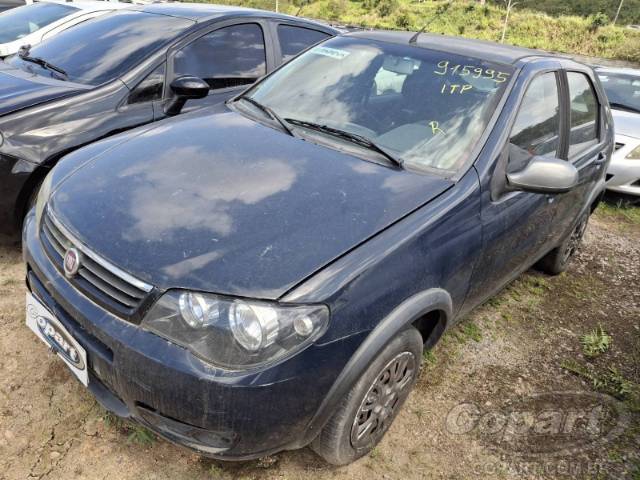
top-left (141, 291), bottom-right (329, 370)
top-left (35, 171), bottom-right (54, 227)
top-left (626, 144), bottom-right (640, 160)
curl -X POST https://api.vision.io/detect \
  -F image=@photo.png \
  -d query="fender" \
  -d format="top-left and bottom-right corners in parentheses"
top-left (298, 288), bottom-right (453, 447)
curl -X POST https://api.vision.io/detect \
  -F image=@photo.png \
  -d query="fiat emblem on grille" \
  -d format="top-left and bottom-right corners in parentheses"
top-left (63, 248), bottom-right (81, 278)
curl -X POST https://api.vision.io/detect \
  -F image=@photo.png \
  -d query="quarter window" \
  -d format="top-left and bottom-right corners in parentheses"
top-left (128, 64), bottom-right (165, 104)
top-left (508, 72), bottom-right (560, 173)
top-left (277, 25), bottom-right (329, 62)
top-left (173, 23), bottom-right (266, 91)
top-left (567, 72), bottom-right (599, 157)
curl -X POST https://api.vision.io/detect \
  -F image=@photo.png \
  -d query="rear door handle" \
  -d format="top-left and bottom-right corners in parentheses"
top-left (594, 152), bottom-right (606, 165)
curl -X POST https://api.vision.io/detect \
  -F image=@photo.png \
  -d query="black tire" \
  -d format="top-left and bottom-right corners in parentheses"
top-left (311, 327), bottom-right (423, 466)
top-left (536, 211), bottom-right (589, 275)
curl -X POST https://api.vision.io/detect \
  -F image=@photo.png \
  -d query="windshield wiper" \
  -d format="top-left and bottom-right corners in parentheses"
top-left (18, 54), bottom-right (68, 80)
top-left (609, 102), bottom-right (640, 115)
top-left (284, 118), bottom-right (403, 168)
top-left (236, 96), bottom-right (295, 137)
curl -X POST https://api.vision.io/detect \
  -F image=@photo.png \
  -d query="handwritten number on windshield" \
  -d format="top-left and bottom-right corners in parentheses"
top-left (434, 60), bottom-right (510, 83)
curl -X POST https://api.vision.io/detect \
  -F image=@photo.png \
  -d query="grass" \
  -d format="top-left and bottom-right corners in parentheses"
top-left (581, 325), bottom-right (612, 358)
top-left (102, 412), bottom-right (156, 446)
top-left (561, 359), bottom-right (637, 401)
top-left (423, 349), bottom-right (437, 366)
top-left (208, 463), bottom-right (225, 478)
top-left (126, 425), bottom-right (156, 445)
top-left (460, 321), bottom-right (483, 342)
top-left (191, 0), bottom-right (640, 63)
top-left (597, 202), bottom-right (640, 225)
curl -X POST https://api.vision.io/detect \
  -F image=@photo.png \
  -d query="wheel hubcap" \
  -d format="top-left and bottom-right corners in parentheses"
top-left (562, 216), bottom-right (588, 264)
top-left (350, 352), bottom-right (416, 449)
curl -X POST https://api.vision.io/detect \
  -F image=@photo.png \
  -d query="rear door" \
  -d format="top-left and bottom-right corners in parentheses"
top-left (550, 69), bottom-right (607, 242)
top-left (165, 20), bottom-right (273, 115)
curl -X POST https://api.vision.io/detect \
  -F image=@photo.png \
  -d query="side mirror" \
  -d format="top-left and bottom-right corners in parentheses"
top-left (18, 44), bottom-right (31, 56)
top-left (164, 76), bottom-right (209, 116)
top-left (506, 156), bottom-right (579, 194)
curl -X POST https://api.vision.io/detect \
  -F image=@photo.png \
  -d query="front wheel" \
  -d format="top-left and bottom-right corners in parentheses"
top-left (311, 327), bottom-right (423, 465)
top-left (536, 211), bottom-right (589, 275)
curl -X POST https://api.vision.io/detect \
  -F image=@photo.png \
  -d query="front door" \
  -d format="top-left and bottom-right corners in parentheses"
top-left (164, 22), bottom-right (270, 117)
top-left (465, 70), bottom-right (563, 306)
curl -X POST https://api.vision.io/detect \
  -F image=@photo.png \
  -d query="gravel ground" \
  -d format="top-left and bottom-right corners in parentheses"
top-left (0, 202), bottom-right (638, 480)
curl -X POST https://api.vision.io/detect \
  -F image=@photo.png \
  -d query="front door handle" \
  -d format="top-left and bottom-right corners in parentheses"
top-left (594, 152), bottom-right (606, 165)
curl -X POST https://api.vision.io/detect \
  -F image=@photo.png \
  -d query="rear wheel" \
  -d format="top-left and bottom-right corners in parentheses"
top-left (311, 327), bottom-right (423, 465)
top-left (537, 211), bottom-right (589, 275)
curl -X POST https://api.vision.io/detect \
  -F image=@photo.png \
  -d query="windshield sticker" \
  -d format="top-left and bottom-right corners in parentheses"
top-left (434, 60), bottom-right (511, 83)
top-left (429, 121), bottom-right (447, 136)
top-left (311, 46), bottom-right (351, 60)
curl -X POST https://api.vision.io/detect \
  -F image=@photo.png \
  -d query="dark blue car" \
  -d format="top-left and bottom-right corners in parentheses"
top-left (22, 31), bottom-right (613, 465)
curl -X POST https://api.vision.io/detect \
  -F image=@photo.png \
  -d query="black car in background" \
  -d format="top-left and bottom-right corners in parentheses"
top-left (0, 0), bottom-right (24, 13)
top-left (0, 3), bottom-right (338, 235)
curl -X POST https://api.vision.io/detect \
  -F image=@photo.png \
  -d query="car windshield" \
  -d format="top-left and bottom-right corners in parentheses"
top-left (244, 36), bottom-right (515, 173)
top-left (597, 71), bottom-right (640, 113)
top-left (7, 10), bottom-right (193, 85)
top-left (0, 2), bottom-right (79, 44)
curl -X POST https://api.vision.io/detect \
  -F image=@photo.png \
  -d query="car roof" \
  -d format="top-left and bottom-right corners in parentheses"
top-left (39, 0), bottom-right (132, 11)
top-left (594, 66), bottom-right (640, 76)
top-left (345, 30), bottom-right (565, 66)
top-left (127, 2), bottom-right (335, 26)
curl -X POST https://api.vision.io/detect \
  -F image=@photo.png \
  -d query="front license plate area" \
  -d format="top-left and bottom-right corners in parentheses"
top-left (26, 292), bottom-right (89, 387)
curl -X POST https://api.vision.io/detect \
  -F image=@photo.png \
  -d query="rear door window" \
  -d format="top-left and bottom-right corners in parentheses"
top-left (567, 72), bottom-right (599, 157)
top-left (173, 23), bottom-right (267, 91)
top-left (277, 25), bottom-right (329, 62)
top-left (508, 72), bottom-right (560, 173)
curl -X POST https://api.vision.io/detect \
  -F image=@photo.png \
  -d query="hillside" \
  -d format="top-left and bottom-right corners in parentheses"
top-left (488, 0), bottom-right (640, 26)
top-left (196, 0), bottom-right (640, 63)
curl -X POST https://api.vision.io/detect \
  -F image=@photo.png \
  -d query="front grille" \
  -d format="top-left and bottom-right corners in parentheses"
top-left (40, 208), bottom-right (153, 318)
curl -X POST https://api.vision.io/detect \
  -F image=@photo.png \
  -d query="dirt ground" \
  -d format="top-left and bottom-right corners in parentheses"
top-left (0, 200), bottom-right (638, 480)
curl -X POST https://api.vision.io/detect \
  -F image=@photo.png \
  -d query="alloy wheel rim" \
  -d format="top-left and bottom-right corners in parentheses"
top-left (562, 216), bottom-right (588, 264)
top-left (350, 351), bottom-right (416, 449)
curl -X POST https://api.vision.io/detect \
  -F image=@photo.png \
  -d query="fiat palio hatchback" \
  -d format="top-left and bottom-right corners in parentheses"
top-left (23, 31), bottom-right (613, 465)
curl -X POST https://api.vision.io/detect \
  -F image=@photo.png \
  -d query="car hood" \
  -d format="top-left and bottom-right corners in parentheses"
top-left (49, 110), bottom-right (454, 300)
top-left (611, 108), bottom-right (640, 139)
top-left (0, 61), bottom-right (86, 116)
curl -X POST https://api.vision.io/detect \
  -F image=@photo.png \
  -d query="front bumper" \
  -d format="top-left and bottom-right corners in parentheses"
top-left (606, 134), bottom-right (640, 196)
top-left (23, 213), bottom-right (362, 459)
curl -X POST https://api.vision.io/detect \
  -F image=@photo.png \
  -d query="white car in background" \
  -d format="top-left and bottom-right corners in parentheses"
top-left (0, 0), bottom-right (129, 58)
top-left (596, 67), bottom-right (640, 198)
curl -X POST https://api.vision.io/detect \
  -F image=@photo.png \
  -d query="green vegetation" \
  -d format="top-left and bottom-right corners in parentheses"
top-left (423, 348), bottom-right (437, 366)
top-left (192, 0), bottom-right (640, 63)
top-left (126, 425), bottom-right (156, 445)
top-left (562, 359), bottom-right (637, 402)
top-left (581, 325), bottom-right (612, 358)
top-left (457, 320), bottom-right (483, 343)
top-left (103, 412), bottom-right (156, 446)
top-left (487, 0), bottom-right (640, 26)
top-left (597, 202), bottom-right (640, 225)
